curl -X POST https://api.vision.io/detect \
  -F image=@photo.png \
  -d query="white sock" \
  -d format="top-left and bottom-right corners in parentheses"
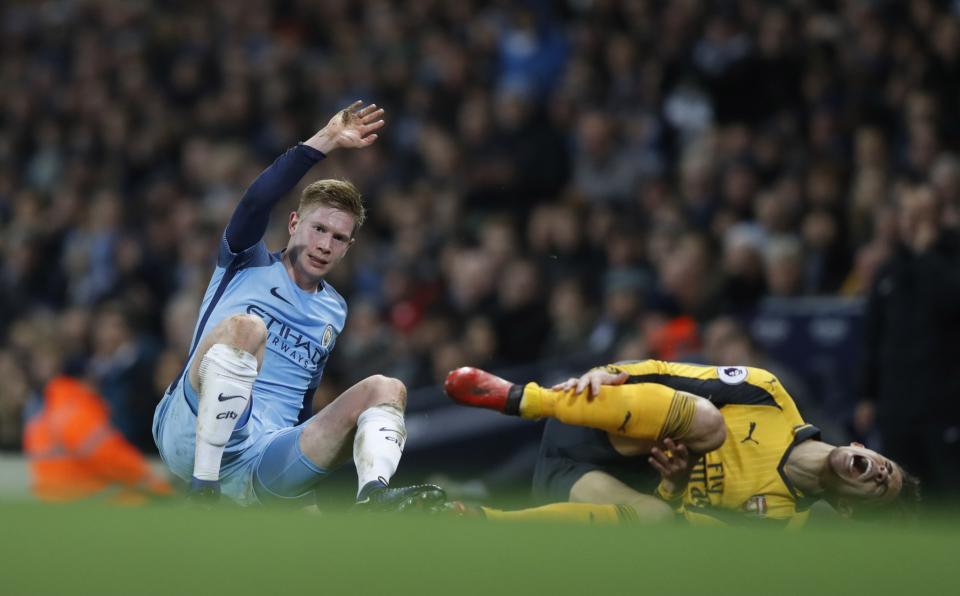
top-left (193, 343), bottom-right (258, 482)
top-left (354, 404), bottom-right (406, 498)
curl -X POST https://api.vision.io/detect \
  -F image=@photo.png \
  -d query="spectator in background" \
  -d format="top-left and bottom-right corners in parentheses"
top-left (16, 311), bottom-right (172, 502)
top-left (588, 274), bottom-right (646, 358)
top-left (528, 203), bottom-right (600, 286)
top-left (493, 258), bottom-right (550, 365)
top-left (24, 359), bottom-right (172, 504)
top-left (87, 302), bottom-right (159, 453)
top-left (931, 153), bottom-right (960, 228)
top-left (331, 299), bottom-right (397, 388)
top-left (764, 235), bottom-right (805, 298)
top-left (573, 111), bottom-right (638, 205)
top-left (678, 146), bottom-right (718, 230)
top-left (858, 184), bottom-right (960, 498)
top-left (543, 278), bottom-right (596, 360)
top-left (0, 349), bottom-right (30, 451)
top-left (62, 190), bottom-right (123, 306)
top-left (718, 224), bottom-right (768, 315)
top-left (655, 232), bottom-right (721, 321)
top-left (461, 316), bottom-right (500, 371)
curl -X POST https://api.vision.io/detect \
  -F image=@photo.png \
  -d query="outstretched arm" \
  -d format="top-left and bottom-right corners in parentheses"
top-left (225, 101), bottom-right (385, 253)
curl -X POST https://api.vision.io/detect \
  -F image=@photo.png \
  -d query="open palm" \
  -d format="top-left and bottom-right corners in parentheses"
top-left (324, 100), bottom-right (385, 149)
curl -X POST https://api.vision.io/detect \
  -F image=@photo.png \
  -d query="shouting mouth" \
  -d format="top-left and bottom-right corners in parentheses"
top-left (850, 454), bottom-right (873, 479)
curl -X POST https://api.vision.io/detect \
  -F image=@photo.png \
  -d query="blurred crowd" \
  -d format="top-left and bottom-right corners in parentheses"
top-left (2, 0), bottom-right (960, 480)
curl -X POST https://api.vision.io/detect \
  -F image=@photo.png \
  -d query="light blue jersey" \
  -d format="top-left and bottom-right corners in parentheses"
top-left (190, 235), bottom-right (345, 426)
top-left (153, 234), bottom-right (345, 503)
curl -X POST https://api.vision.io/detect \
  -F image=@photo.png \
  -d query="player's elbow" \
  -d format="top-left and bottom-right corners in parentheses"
top-left (684, 399), bottom-right (726, 453)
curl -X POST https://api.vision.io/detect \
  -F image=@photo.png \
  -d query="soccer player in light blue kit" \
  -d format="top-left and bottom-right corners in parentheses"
top-left (153, 102), bottom-right (443, 508)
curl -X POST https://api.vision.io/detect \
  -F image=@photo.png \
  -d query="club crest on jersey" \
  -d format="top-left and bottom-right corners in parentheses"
top-left (717, 366), bottom-right (748, 385)
top-left (321, 324), bottom-right (336, 349)
top-left (742, 495), bottom-right (768, 517)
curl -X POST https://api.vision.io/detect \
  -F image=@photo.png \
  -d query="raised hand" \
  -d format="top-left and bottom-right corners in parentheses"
top-left (304, 100), bottom-right (385, 154)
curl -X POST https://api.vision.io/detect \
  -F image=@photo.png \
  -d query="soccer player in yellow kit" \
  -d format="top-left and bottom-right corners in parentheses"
top-left (444, 360), bottom-right (919, 526)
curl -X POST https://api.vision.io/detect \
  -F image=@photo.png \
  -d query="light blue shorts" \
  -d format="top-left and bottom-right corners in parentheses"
top-left (152, 378), bottom-right (328, 506)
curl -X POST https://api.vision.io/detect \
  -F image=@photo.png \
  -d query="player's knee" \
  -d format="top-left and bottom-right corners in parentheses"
top-left (626, 497), bottom-right (676, 524)
top-left (360, 374), bottom-right (407, 410)
top-left (222, 314), bottom-right (268, 352)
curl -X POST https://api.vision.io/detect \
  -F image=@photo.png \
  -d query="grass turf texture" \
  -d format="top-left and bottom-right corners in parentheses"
top-left (2, 500), bottom-right (956, 596)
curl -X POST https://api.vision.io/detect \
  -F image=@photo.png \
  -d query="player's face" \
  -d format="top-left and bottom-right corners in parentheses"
top-left (822, 443), bottom-right (903, 506)
top-left (286, 204), bottom-right (355, 286)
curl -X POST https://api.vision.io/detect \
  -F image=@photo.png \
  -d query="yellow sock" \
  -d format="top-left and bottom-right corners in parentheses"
top-left (480, 503), bottom-right (638, 525)
top-left (519, 382), bottom-right (696, 442)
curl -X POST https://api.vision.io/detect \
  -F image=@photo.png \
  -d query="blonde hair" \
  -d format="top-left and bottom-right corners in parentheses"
top-left (298, 179), bottom-right (366, 235)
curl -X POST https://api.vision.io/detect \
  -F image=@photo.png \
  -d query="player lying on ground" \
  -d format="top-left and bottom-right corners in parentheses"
top-left (445, 360), bottom-right (920, 526)
top-left (153, 102), bottom-right (443, 509)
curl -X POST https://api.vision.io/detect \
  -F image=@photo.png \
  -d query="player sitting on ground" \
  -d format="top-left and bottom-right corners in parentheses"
top-left (444, 360), bottom-right (920, 526)
top-left (153, 101), bottom-right (443, 510)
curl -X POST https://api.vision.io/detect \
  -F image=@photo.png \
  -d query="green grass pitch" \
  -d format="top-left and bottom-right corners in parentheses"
top-left (2, 500), bottom-right (956, 596)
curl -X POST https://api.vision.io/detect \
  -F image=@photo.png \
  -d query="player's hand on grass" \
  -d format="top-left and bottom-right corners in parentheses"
top-left (650, 438), bottom-right (691, 497)
top-left (552, 367), bottom-right (629, 397)
top-left (304, 100), bottom-right (385, 154)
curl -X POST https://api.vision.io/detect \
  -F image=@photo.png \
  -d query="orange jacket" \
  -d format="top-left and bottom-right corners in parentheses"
top-left (23, 376), bottom-right (172, 503)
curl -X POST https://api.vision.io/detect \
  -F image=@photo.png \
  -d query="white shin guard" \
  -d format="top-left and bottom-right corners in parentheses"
top-left (353, 404), bottom-right (406, 497)
top-left (193, 343), bottom-right (259, 481)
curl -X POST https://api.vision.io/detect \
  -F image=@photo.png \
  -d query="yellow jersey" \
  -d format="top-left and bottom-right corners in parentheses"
top-left (607, 360), bottom-right (821, 527)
